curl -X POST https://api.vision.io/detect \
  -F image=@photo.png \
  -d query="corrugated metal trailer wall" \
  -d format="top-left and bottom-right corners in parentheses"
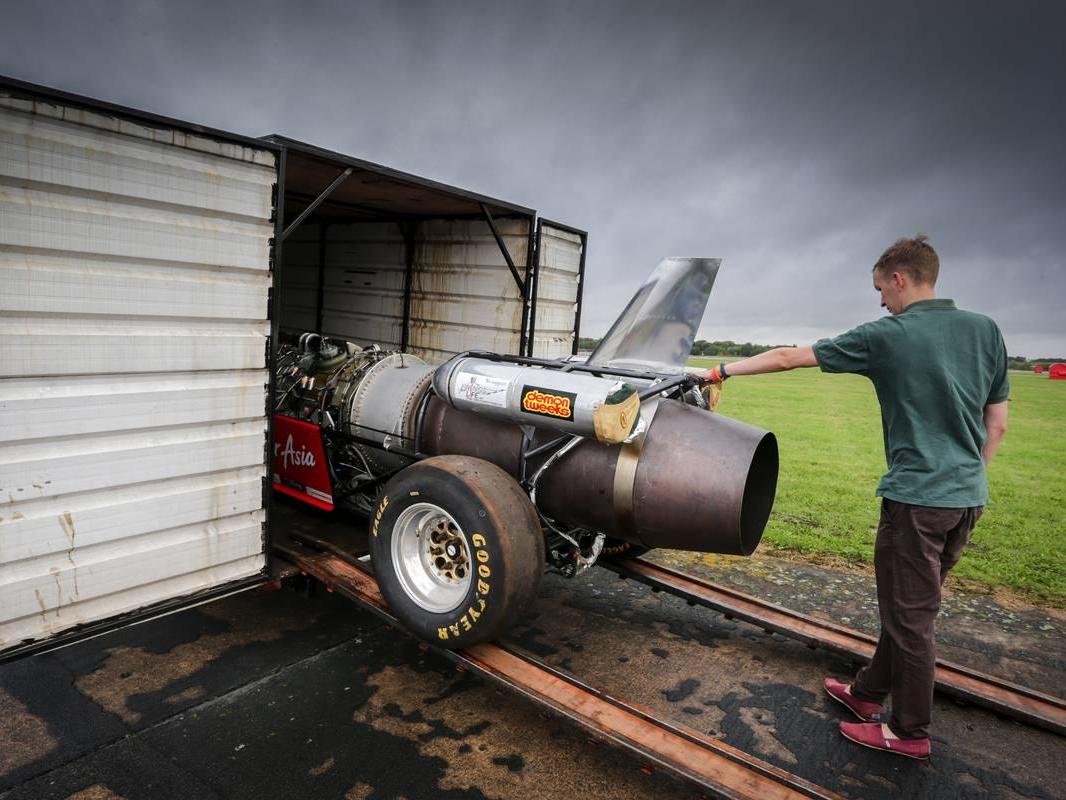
top-left (277, 222), bottom-right (321, 334)
top-left (279, 219), bottom-right (530, 364)
top-left (0, 87), bottom-right (276, 655)
top-left (322, 222), bottom-right (407, 349)
top-left (277, 214), bottom-right (578, 363)
top-left (408, 218), bottom-right (529, 363)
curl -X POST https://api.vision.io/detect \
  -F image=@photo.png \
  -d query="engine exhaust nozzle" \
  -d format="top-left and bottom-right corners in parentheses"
top-left (419, 397), bottom-right (778, 555)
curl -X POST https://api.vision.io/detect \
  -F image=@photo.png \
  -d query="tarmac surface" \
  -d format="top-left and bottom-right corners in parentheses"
top-left (2, 503), bottom-right (1064, 800)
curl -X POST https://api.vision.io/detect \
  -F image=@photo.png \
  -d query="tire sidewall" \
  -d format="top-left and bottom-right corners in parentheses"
top-left (370, 461), bottom-right (517, 648)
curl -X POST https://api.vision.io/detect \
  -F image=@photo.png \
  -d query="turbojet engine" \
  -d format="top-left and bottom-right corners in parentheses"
top-left (273, 258), bottom-right (778, 647)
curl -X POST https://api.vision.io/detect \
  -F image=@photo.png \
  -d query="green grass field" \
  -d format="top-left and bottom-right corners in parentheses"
top-left (688, 357), bottom-right (1066, 603)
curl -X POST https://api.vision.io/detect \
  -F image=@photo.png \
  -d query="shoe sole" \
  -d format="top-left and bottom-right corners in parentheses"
top-left (839, 727), bottom-right (930, 760)
top-left (823, 684), bottom-right (879, 723)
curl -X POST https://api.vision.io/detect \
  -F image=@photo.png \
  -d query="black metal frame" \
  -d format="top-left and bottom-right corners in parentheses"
top-left (458, 349), bottom-right (697, 388)
top-left (527, 218), bottom-right (589, 358)
top-left (263, 146), bottom-right (288, 580)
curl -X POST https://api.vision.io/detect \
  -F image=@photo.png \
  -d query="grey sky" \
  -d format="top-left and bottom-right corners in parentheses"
top-left (2, 0), bottom-right (1063, 356)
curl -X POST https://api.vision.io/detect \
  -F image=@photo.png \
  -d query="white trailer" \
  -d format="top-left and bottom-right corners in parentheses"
top-left (0, 76), bottom-right (587, 660)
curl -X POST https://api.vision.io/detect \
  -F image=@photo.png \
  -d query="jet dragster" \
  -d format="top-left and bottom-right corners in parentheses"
top-left (273, 257), bottom-right (778, 647)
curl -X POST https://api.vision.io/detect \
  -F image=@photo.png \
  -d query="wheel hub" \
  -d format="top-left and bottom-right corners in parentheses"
top-left (391, 502), bottom-right (472, 613)
top-left (428, 519), bottom-right (468, 582)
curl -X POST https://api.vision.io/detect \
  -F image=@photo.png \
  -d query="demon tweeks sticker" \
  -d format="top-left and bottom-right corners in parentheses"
top-left (521, 385), bottom-right (576, 421)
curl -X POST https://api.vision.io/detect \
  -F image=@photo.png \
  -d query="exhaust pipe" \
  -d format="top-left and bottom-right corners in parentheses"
top-left (419, 395), bottom-right (777, 555)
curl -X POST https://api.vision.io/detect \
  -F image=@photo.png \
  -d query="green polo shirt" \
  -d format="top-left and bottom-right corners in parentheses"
top-left (813, 299), bottom-right (1009, 507)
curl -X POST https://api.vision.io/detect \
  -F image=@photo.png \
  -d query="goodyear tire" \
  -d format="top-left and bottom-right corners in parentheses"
top-left (369, 455), bottom-right (545, 648)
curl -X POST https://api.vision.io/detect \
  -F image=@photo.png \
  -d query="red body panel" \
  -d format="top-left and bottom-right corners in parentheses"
top-left (273, 415), bottom-right (334, 511)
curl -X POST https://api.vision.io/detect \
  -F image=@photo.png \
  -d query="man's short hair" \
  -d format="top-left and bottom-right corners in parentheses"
top-left (873, 234), bottom-right (939, 285)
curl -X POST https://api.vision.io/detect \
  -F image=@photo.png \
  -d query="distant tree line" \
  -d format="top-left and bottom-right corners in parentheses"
top-left (577, 336), bottom-right (1063, 366)
top-left (690, 340), bottom-right (796, 357)
top-left (577, 337), bottom-right (793, 357)
top-left (1008, 356), bottom-right (1066, 370)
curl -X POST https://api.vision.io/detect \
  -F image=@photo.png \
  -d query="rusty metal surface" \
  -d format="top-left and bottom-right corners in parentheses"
top-left (419, 395), bottom-right (526, 474)
top-left (631, 401), bottom-right (777, 554)
top-left (275, 545), bottom-right (842, 800)
top-left (537, 399), bottom-right (778, 553)
top-left (606, 556), bottom-right (1066, 736)
top-left (421, 397), bottom-right (779, 554)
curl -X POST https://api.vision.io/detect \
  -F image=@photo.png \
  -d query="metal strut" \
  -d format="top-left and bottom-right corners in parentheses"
top-left (480, 202), bottom-right (526, 294)
top-left (282, 167), bottom-right (354, 241)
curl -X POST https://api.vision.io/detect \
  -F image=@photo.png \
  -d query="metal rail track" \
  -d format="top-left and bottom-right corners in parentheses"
top-left (604, 556), bottom-right (1066, 737)
top-left (275, 537), bottom-right (843, 800)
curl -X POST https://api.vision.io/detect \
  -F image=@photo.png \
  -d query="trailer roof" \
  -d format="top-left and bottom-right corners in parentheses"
top-left (0, 75), bottom-right (536, 222)
top-left (0, 74), bottom-right (282, 154)
top-left (267, 134), bottom-right (534, 221)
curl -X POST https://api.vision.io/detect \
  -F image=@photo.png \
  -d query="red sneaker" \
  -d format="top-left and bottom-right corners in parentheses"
top-left (839, 721), bottom-right (931, 760)
top-left (823, 677), bottom-right (882, 722)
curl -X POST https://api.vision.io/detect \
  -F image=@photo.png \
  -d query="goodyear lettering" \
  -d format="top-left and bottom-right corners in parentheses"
top-left (520, 385), bottom-right (576, 421)
top-left (371, 494), bottom-right (390, 537)
top-left (444, 532), bottom-right (493, 639)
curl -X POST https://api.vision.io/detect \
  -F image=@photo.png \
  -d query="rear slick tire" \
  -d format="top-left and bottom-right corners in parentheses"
top-left (369, 455), bottom-right (544, 648)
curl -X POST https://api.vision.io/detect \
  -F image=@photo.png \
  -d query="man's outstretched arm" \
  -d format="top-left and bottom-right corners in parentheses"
top-left (694, 346), bottom-right (818, 382)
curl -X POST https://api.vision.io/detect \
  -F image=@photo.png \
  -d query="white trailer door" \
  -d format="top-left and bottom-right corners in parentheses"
top-left (530, 219), bottom-right (586, 359)
top-left (0, 89), bottom-right (276, 658)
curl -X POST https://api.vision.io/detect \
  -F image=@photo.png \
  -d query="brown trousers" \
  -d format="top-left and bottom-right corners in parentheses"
top-left (850, 498), bottom-right (983, 739)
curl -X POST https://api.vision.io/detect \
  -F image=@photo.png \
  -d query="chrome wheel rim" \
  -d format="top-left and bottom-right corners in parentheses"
top-left (391, 502), bottom-right (471, 613)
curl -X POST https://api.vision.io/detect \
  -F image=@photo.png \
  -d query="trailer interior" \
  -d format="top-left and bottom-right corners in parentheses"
top-left (267, 137), bottom-right (576, 559)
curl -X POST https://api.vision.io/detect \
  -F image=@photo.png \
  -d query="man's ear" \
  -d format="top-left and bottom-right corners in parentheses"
top-left (892, 270), bottom-right (907, 290)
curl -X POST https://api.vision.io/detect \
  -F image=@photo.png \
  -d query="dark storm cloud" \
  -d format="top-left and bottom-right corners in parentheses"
top-left (2, 0), bottom-right (1063, 355)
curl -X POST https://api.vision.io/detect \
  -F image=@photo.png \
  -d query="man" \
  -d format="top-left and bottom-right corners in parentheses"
top-left (698, 235), bottom-right (1009, 759)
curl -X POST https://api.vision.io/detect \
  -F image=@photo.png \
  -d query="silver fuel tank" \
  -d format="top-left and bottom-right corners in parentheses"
top-left (432, 356), bottom-right (643, 445)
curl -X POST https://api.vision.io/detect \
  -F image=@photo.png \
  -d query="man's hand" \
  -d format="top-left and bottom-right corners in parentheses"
top-left (688, 362), bottom-right (729, 385)
top-left (700, 362), bottom-right (729, 384)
